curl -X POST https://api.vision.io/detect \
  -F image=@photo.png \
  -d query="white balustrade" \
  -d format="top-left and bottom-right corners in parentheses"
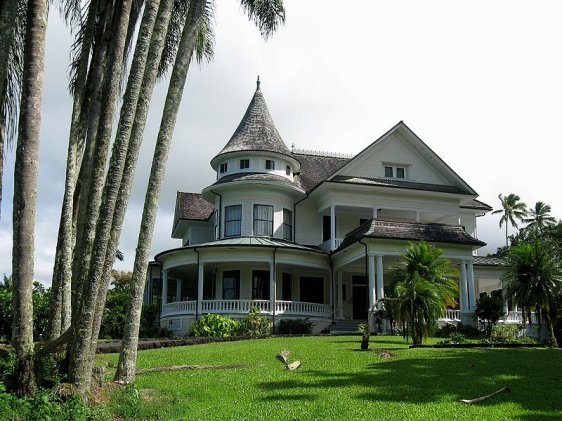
top-left (201, 299), bottom-right (270, 314)
top-left (275, 300), bottom-right (332, 317)
top-left (161, 300), bottom-right (196, 317)
top-left (441, 309), bottom-right (461, 321)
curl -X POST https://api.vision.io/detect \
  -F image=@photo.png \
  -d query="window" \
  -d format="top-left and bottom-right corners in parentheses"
top-left (384, 165), bottom-right (406, 179)
top-left (265, 159), bottom-right (275, 170)
top-left (240, 159), bottom-right (249, 169)
top-left (282, 273), bottom-right (292, 301)
top-left (252, 270), bottom-right (270, 300)
top-left (253, 204), bottom-right (273, 236)
top-left (219, 163), bottom-right (228, 173)
top-left (283, 208), bottom-right (293, 241)
top-left (285, 165), bottom-right (291, 176)
top-left (222, 270), bottom-right (240, 299)
top-left (224, 205), bottom-right (241, 237)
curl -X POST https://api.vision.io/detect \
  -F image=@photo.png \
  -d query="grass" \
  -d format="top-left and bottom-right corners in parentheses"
top-left (97, 336), bottom-right (562, 420)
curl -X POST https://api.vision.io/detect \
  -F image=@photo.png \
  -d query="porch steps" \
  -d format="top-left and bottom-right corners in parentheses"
top-left (329, 319), bottom-right (366, 334)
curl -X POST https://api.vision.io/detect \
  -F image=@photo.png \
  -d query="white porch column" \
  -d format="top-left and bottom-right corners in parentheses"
top-left (415, 211), bottom-right (420, 223)
top-left (270, 260), bottom-right (276, 315)
top-left (330, 204), bottom-right (336, 250)
top-left (467, 260), bottom-right (476, 311)
top-left (372, 208), bottom-right (378, 219)
top-left (502, 280), bottom-right (509, 315)
top-left (161, 269), bottom-right (169, 308)
top-left (197, 264), bottom-right (204, 317)
top-left (376, 255), bottom-right (384, 308)
top-left (367, 254), bottom-right (376, 310)
top-left (459, 261), bottom-right (468, 312)
top-left (337, 271), bottom-right (344, 318)
top-left (175, 279), bottom-right (182, 302)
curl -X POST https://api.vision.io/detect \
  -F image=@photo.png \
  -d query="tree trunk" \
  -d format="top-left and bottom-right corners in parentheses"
top-left (84, 0), bottom-right (163, 366)
top-left (68, 0), bottom-right (133, 393)
top-left (0, 0), bottom-right (19, 221)
top-left (12, 0), bottom-right (48, 396)
top-left (114, 0), bottom-right (206, 383)
top-left (113, 0), bottom-right (176, 383)
top-left (48, 0), bottom-right (98, 340)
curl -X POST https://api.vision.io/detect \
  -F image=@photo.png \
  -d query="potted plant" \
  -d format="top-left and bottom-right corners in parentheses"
top-left (358, 323), bottom-right (370, 350)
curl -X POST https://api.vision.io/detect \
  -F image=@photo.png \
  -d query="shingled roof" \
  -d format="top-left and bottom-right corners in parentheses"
top-left (176, 192), bottom-right (214, 221)
top-left (472, 256), bottom-right (505, 266)
top-left (338, 218), bottom-right (486, 251)
top-left (212, 80), bottom-right (291, 163)
top-left (293, 153), bottom-right (350, 192)
top-left (329, 176), bottom-right (473, 195)
top-left (209, 172), bottom-right (303, 191)
top-left (460, 198), bottom-right (493, 211)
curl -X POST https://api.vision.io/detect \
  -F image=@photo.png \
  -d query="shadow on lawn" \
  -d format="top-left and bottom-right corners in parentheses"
top-left (258, 348), bottom-right (561, 413)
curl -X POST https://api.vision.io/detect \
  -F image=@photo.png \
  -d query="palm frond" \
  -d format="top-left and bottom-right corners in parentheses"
top-left (57, 0), bottom-right (83, 27)
top-left (194, 0), bottom-right (214, 64)
top-left (239, 0), bottom-right (285, 39)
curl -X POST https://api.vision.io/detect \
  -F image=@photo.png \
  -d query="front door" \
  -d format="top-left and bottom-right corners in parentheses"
top-left (352, 276), bottom-right (368, 320)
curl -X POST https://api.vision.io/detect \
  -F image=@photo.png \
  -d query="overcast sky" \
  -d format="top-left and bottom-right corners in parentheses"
top-left (1, 0), bottom-right (561, 285)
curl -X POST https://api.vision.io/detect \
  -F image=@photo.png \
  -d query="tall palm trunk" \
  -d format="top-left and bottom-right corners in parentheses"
top-left (68, 0), bottom-right (133, 392)
top-left (48, 0), bottom-right (98, 340)
top-left (12, 0), bottom-right (48, 397)
top-left (113, 0), bottom-right (177, 383)
top-left (84, 0), bottom-right (163, 365)
top-left (114, 0), bottom-right (206, 383)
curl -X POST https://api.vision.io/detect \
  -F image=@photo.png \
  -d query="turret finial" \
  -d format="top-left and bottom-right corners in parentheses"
top-left (256, 75), bottom-right (261, 90)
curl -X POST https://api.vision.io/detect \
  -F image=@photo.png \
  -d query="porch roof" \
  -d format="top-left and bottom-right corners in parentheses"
top-left (472, 256), bottom-right (505, 266)
top-left (338, 218), bottom-right (486, 251)
top-left (155, 236), bottom-right (327, 260)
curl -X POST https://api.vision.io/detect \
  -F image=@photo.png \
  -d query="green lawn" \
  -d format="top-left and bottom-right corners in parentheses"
top-left (97, 336), bottom-right (562, 420)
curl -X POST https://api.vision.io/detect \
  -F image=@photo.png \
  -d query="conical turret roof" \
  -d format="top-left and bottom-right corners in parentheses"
top-left (211, 79), bottom-right (292, 166)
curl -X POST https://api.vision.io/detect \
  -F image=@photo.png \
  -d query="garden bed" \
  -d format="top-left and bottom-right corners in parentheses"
top-left (410, 343), bottom-right (544, 349)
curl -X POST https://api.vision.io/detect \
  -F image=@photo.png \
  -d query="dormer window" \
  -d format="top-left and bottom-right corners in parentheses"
top-left (265, 160), bottom-right (275, 170)
top-left (286, 165), bottom-right (291, 176)
top-left (240, 159), bottom-right (249, 169)
top-left (220, 163), bottom-right (228, 173)
top-left (384, 165), bottom-right (406, 179)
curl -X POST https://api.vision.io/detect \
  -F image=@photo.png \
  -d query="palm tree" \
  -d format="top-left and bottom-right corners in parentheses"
top-left (386, 242), bottom-right (458, 345)
top-left (11, 0), bottom-right (49, 397)
top-left (502, 239), bottom-right (562, 347)
top-left (492, 193), bottom-right (528, 246)
top-left (114, 0), bottom-right (286, 383)
top-left (524, 201), bottom-right (557, 235)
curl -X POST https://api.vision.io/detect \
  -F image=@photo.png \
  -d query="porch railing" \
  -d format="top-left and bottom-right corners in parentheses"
top-left (161, 299), bottom-right (331, 318)
top-left (442, 309), bottom-right (461, 321)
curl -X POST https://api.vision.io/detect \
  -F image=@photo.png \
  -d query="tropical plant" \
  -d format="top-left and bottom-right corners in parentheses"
top-left (502, 239), bottom-right (562, 346)
top-left (386, 242), bottom-right (458, 345)
top-left (524, 201), bottom-right (557, 235)
top-left (237, 306), bottom-right (270, 336)
top-left (474, 294), bottom-right (506, 336)
top-left (358, 323), bottom-right (370, 350)
top-left (490, 323), bottom-right (521, 343)
top-left (190, 314), bottom-right (240, 337)
top-left (277, 318), bottom-right (312, 334)
top-left (492, 193), bottom-right (528, 246)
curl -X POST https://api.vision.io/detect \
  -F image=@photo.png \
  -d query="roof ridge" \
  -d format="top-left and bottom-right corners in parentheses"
top-left (291, 148), bottom-right (354, 159)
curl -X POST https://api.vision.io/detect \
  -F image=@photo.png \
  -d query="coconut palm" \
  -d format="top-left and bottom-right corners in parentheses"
top-left (502, 239), bottom-right (562, 347)
top-left (114, 0), bottom-right (286, 383)
top-left (386, 242), bottom-right (458, 345)
top-left (11, 0), bottom-right (49, 396)
top-left (492, 193), bottom-right (528, 246)
top-left (524, 201), bottom-right (557, 235)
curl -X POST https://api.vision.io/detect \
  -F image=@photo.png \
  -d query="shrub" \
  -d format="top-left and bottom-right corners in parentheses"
top-left (490, 324), bottom-right (521, 343)
top-left (191, 314), bottom-right (239, 337)
top-left (475, 295), bottom-right (506, 335)
top-left (277, 318), bottom-right (312, 334)
top-left (237, 307), bottom-right (270, 336)
top-left (435, 323), bottom-right (482, 339)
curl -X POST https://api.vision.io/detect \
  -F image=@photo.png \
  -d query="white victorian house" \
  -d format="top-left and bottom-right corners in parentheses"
top-left (144, 79), bottom-right (510, 335)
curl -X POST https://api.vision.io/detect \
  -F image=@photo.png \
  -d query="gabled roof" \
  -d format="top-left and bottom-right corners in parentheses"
top-left (338, 218), bottom-right (486, 251)
top-left (176, 192), bottom-right (214, 221)
top-left (460, 198), bottom-right (493, 211)
top-left (473, 256), bottom-right (505, 266)
top-left (211, 79), bottom-right (292, 167)
top-left (293, 152), bottom-right (350, 192)
top-left (328, 121), bottom-right (478, 196)
top-left (329, 175), bottom-right (470, 194)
